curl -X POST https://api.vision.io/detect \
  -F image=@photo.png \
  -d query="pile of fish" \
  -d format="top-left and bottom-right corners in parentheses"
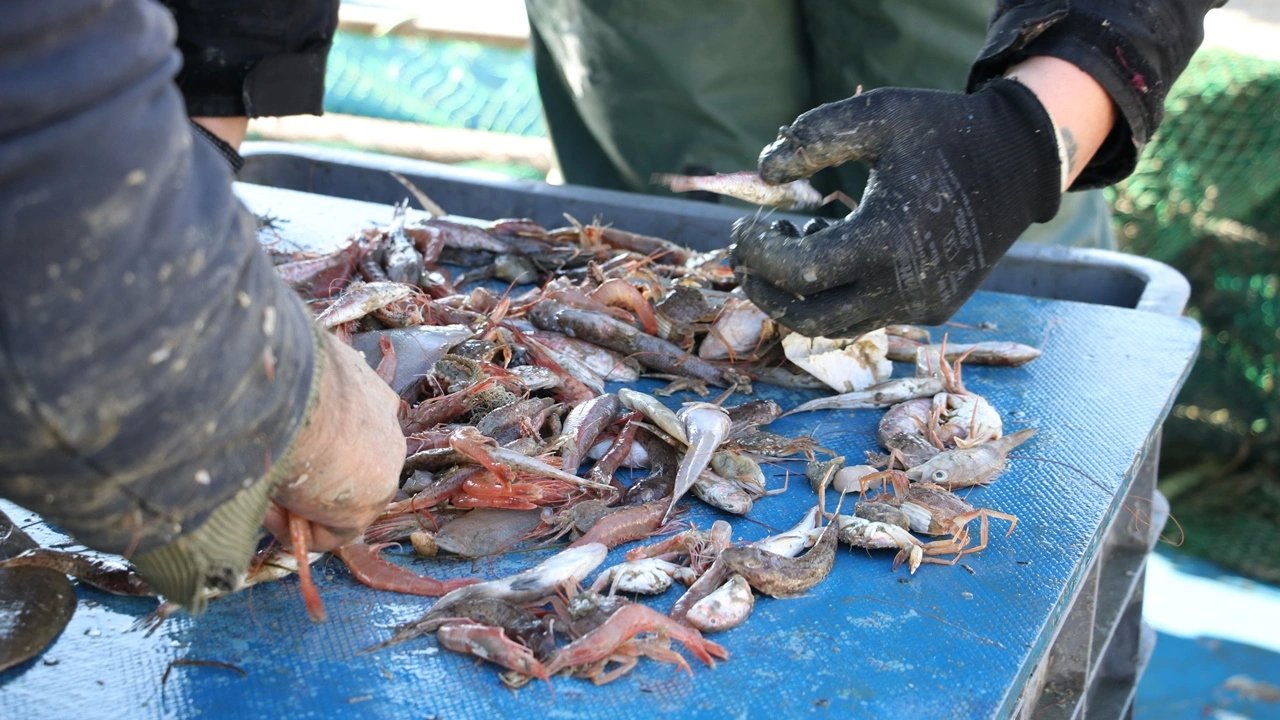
top-left (260, 203), bottom-right (1044, 686)
top-left (0, 202), bottom-right (1042, 683)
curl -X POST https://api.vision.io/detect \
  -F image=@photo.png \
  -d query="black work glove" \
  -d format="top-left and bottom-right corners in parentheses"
top-left (731, 78), bottom-right (1062, 338)
top-left (160, 0), bottom-right (340, 117)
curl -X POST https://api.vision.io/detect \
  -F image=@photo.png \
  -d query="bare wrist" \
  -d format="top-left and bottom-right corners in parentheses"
top-left (192, 116), bottom-right (249, 151)
top-left (1004, 56), bottom-right (1116, 190)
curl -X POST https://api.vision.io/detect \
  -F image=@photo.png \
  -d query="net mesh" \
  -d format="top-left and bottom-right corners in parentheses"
top-left (324, 31), bottom-right (547, 137)
top-left (1108, 48), bottom-right (1280, 581)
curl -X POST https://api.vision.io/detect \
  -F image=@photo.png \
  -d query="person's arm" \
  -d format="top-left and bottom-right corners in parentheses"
top-left (0, 0), bottom-right (400, 609)
top-left (970, 0), bottom-right (1227, 189)
top-left (1004, 56), bottom-right (1116, 191)
top-left (731, 0), bottom-right (1221, 339)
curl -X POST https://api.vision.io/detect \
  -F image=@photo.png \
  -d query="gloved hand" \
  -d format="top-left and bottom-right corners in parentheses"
top-left (261, 331), bottom-right (404, 552)
top-left (731, 77), bottom-right (1063, 338)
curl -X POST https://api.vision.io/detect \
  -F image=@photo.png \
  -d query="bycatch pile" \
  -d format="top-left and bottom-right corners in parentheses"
top-left (0, 204), bottom-right (1044, 685)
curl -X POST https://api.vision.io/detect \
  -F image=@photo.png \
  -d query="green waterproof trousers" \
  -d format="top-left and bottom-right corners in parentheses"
top-left (526, 0), bottom-right (1114, 249)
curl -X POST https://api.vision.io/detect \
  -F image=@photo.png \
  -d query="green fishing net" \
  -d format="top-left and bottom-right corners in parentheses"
top-left (324, 31), bottom-right (546, 138)
top-left (1109, 48), bottom-right (1280, 582)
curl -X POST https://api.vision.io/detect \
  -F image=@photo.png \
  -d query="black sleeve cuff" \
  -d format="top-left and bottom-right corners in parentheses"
top-left (968, 0), bottom-right (1222, 189)
top-left (191, 120), bottom-right (245, 173)
top-left (161, 0), bottom-right (339, 117)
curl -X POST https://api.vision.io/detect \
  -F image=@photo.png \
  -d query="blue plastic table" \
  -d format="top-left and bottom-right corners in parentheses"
top-left (0, 186), bottom-right (1200, 719)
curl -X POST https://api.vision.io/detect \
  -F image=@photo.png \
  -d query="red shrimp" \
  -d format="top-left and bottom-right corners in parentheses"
top-left (333, 541), bottom-right (479, 597)
top-left (287, 511), bottom-right (326, 622)
top-left (374, 336), bottom-right (397, 386)
top-left (437, 623), bottom-right (551, 682)
top-left (404, 429), bottom-right (454, 456)
top-left (382, 466), bottom-right (483, 516)
top-left (568, 500), bottom-right (672, 549)
top-left (545, 604), bottom-right (727, 675)
top-left (590, 278), bottom-right (658, 335)
top-left (452, 472), bottom-right (580, 511)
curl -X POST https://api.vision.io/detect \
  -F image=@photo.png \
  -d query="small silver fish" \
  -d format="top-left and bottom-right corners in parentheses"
top-left (314, 281), bottom-right (413, 329)
top-left (653, 171), bottom-right (824, 210)
top-left (783, 376), bottom-right (945, 415)
top-left (668, 403), bottom-right (734, 521)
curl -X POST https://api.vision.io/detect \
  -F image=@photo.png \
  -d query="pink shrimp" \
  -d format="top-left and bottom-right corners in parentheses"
top-left (287, 511), bottom-right (326, 622)
top-left (590, 278), bottom-right (658, 335)
top-left (374, 336), bottom-right (397, 386)
top-left (568, 500), bottom-right (671, 549)
top-left (545, 604), bottom-right (727, 675)
top-left (437, 623), bottom-right (551, 682)
top-left (333, 541), bottom-right (479, 597)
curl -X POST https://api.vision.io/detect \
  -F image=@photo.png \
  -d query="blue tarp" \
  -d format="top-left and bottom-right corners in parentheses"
top-left (0, 186), bottom-right (1201, 718)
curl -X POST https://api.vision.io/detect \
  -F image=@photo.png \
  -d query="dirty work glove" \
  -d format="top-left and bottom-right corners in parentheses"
top-left (731, 78), bottom-right (1062, 338)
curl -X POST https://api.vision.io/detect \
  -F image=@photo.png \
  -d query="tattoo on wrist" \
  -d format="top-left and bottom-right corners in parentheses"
top-left (1057, 127), bottom-right (1078, 190)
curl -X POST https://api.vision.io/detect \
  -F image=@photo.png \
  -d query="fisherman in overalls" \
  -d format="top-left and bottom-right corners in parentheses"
top-left (524, 0), bottom-right (1222, 336)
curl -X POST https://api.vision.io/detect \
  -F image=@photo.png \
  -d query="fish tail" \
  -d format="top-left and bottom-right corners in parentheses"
top-left (652, 173), bottom-right (697, 193)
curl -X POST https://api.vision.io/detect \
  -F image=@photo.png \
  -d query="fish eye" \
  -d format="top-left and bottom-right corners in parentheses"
top-left (932, 470), bottom-right (948, 482)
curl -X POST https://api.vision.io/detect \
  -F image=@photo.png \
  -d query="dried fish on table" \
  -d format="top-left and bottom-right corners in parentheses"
top-left (783, 376), bottom-right (944, 415)
top-left (529, 299), bottom-right (729, 386)
top-left (0, 548), bottom-right (152, 597)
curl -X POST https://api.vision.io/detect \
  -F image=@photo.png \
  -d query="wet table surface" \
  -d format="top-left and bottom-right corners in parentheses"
top-left (0, 185), bottom-right (1200, 719)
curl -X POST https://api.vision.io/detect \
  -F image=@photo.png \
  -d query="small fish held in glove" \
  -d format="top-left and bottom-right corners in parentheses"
top-left (653, 171), bottom-right (827, 210)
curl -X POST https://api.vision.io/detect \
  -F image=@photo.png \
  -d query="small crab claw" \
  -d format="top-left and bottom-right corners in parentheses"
top-left (893, 545), bottom-right (924, 574)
